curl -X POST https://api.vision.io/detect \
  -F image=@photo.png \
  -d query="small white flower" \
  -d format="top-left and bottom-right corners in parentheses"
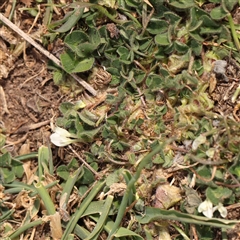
top-left (198, 199), bottom-right (213, 218)
top-left (198, 199), bottom-right (228, 219)
top-left (50, 126), bottom-right (78, 147)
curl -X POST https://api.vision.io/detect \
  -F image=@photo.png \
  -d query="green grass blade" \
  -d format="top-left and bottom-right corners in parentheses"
top-left (85, 195), bottom-right (113, 240)
top-left (137, 207), bottom-right (240, 229)
top-left (61, 180), bottom-right (106, 240)
top-left (107, 143), bottom-right (163, 239)
top-left (34, 182), bottom-right (56, 215)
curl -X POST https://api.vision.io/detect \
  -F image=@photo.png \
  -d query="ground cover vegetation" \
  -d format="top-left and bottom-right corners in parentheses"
top-left (0, 0), bottom-right (240, 239)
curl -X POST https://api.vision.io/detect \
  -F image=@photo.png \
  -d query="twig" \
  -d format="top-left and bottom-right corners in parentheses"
top-left (28, 4), bottom-right (41, 34)
top-left (0, 13), bottom-right (97, 96)
top-left (17, 120), bottom-right (50, 133)
top-left (6, 133), bottom-right (28, 145)
top-left (68, 145), bottom-right (100, 178)
top-left (20, 65), bottom-right (45, 88)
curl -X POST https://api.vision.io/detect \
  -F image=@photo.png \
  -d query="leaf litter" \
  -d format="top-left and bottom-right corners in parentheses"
top-left (0, 0), bottom-right (240, 239)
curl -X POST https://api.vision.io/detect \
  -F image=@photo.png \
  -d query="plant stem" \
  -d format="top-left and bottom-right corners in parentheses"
top-left (14, 152), bottom-right (38, 161)
top-left (227, 13), bottom-right (240, 51)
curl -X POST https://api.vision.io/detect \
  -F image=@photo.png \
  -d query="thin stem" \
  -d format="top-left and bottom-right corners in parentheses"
top-left (14, 152), bottom-right (38, 161)
top-left (227, 13), bottom-right (240, 51)
top-left (9, 0), bottom-right (17, 21)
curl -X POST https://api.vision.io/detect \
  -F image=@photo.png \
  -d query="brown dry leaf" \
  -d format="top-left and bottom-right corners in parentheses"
top-left (154, 184), bottom-right (182, 209)
top-left (209, 73), bottom-right (217, 94)
top-left (105, 182), bottom-right (127, 196)
top-left (46, 212), bottom-right (63, 239)
top-left (20, 0), bottom-right (33, 7)
top-left (14, 191), bottom-right (34, 209)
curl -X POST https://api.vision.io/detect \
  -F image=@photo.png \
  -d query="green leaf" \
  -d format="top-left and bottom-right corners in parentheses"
top-left (136, 207), bottom-right (239, 228)
top-left (13, 164), bottom-right (24, 179)
top-left (1, 168), bottom-right (15, 183)
top-left (60, 49), bottom-right (94, 73)
top-left (76, 42), bottom-right (97, 58)
top-left (98, 217), bottom-right (144, 239)
top-left (78, 110), bottom-right (98, 126)
top-left (61, 180), bottom-right (106, 238)
top-left (174, 41), bottom-right (189, 53)
top-left (65, 30), bottom-right (89, 49)
top-left (190, 39), bottom-right (202, 56)
top-left (168, 0), bottom-right (196, 9)
top-left (106, 170), bottom-right (121, 187)
top-left (206, 187), bottom-right (233, 205)
top-left (164, 11), bottom-right (181, 26)
top-left (77, 127), bottom-right (101, 142)
top-left (210, 6), bottom-right (228, 20)
top-left (88, 28), bottom-right (101, 45)
top-left (80, 166), bottom-right (95, 185)
top-left (223, 0), bottom-right (238, 11)
top-left (53, 70), bottom-right (64, 85)
top-left (155, 32), bottom-right (170, 46)
top-left (55, 7), bottom-right (84, 33)
top-left (117, 46), bottom-right (129, 56)
top-left (0, 152), bottom-right (12, 167)
top-left (147, 19), bottom-right (168, 34)
top-left (146, 75), bottom-right (163, 89)
top-left (57, 165), bottom-right (70, 180)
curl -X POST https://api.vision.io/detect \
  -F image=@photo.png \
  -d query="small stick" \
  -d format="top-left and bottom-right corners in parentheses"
top-left (6, 133), bottom-right (28, 145)
top-left (17, 120), bottom-right (50, 133)
top-left (20, 65), bottom-right (45, 88)
top-left (68, 145), bottom-right (99, 178)
top-left (0, 13), bottom-right (97, 96)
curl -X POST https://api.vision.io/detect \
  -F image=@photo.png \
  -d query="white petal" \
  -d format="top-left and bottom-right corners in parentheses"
top-left (54, 126), bottom-right (74, 138)
top-left (217, 203), bottom-right (228, 218)
top-left (198, 199), bottom-right (213, 218)
top-left (50, 133), bottom-right (77, 147)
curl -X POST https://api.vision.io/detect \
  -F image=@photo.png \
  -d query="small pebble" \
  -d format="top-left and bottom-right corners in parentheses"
top-left (213, 60), bottom-right (227, 74)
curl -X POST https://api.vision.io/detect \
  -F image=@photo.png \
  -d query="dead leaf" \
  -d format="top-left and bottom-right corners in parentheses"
top-left (154, 184), bottom-right (182, 209)
top-left (45, 212), bottom-right (63, 239)
top-left (105, 182), bottom-right (127, 196)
